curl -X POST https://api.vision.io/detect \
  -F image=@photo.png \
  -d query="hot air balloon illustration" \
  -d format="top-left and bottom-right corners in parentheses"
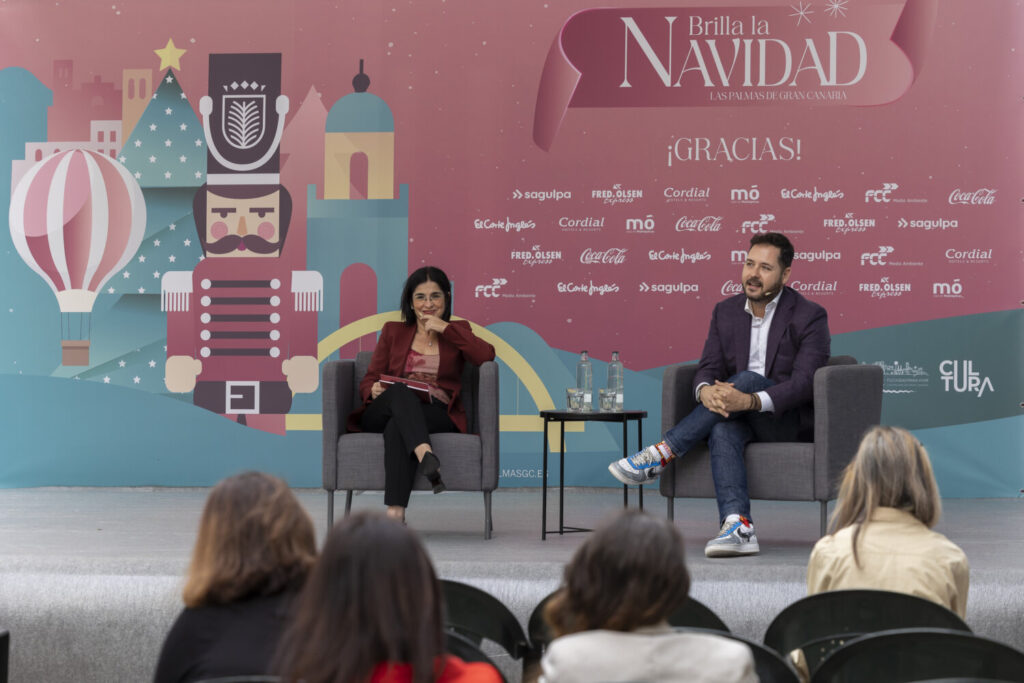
top-left (8, 150), bottom-right (146, 366)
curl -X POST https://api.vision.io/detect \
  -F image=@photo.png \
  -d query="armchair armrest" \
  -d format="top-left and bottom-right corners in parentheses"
top-left (662, 363), bottom-right (699, 434)
top-left (812, 362), bottom-right (884, 499)
top-left (322, 360), bottom-right (355, 491)
top-left (477, 360), bottom-right (500, 490)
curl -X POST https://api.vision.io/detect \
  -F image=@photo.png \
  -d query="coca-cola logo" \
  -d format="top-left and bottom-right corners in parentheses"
top-left (580, 247), bottom-right (628, 264)
top-left (948, 188), bottom-right (996, 205)
top-left (720, 280), bottom-right (743, 296)
top-left (674, 215), bottom-right (723, 232)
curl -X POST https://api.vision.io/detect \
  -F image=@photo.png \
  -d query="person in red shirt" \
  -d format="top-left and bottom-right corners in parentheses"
top-left (274, 512), bottom-right (502, 683)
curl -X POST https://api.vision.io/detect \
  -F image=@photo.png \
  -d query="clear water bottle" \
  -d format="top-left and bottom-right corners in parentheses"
top-left (607, 350), bottom-right (624, 411)
top-left (576, 350), bottom-right (593, 411)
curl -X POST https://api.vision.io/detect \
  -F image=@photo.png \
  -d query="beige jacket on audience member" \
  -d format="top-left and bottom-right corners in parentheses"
top-left (539, 623), bottom-right (758, 683)
top-left (807, 506), bottom-right (970, 617)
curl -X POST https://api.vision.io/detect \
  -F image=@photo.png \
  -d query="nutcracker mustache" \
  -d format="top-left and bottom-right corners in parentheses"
top-left (205, 234), bottom-right (282, 254)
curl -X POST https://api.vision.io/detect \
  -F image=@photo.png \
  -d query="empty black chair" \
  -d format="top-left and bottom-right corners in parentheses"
top-left (764, 589), bottom-right (970, 673)
top-left (444, 630), bottom-right (507, 683)
top-left (668, 596), bottom-right (730, 633)
top-left (440, 580), bottom-right (532, 671)
top-left (678, 628), bottom-right (800, 683)
top-left (810, 628), bottom-right (1024, 683)
top-left (0, 630), bottom-right (7, 683)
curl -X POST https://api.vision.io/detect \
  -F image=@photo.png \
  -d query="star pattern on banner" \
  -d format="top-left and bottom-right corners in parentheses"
top-left (121, 69), bottom-right (205, 189)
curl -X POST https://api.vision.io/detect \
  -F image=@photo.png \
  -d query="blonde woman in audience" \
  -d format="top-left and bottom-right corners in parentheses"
top-left (540, 510), bottom-right (757, 683)
top-left (154, 471), bottom-right (316, 683)
top-left (807, 425), bottom-right (969, 617)
top-left (274, 511), bottom-right (501, 683)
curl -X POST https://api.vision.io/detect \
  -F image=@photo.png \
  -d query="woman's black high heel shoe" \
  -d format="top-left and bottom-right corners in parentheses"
top-left (420, 451), bottom-right (447, 494)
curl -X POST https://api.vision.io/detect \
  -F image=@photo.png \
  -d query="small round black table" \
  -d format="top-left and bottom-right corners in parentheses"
top-left (539, 409), bottom-right (648, 540)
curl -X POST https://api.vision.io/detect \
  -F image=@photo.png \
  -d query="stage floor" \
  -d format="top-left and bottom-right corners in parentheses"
top-left (0, 487), bottom-right (1021, 682)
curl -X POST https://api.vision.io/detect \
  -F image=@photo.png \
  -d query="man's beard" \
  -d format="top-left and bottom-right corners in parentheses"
top-left (205, 234), bottom-right (281, 255)
top-left (745, 277), bottom-right (778, 302)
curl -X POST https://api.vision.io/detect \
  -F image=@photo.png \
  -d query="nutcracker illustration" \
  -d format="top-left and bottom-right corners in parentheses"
top-left (161, 53), bottom-right (322, 434)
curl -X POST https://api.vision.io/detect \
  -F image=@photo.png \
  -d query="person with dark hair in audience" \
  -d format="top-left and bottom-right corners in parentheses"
top-left (348, 265), bottom-right (495, 523)
top-left (274, 511), bottom-right (502, 683)
top-left (808, 425), bottom-right (969, 616)
top-left (540, 510), bottom-right (757, 683)
top-left (153, 471), bottom-right (316, 683)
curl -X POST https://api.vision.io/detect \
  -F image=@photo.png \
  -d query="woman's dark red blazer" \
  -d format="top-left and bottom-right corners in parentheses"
top-left (346, 320), bottom-right (496, 434)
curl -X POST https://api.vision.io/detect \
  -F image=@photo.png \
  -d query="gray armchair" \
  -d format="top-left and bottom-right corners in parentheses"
top-left (658, 356), bottom-right (883, 535)
top-left (322, 351), bottom-right (500, 538)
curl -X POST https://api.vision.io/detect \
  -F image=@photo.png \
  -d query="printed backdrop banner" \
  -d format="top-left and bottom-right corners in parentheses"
top-left (0, 0), bottom-right (1020, 497)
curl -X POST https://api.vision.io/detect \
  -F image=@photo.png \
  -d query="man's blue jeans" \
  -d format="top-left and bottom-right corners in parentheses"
top-left (662, 371), bottom-right (802, 523)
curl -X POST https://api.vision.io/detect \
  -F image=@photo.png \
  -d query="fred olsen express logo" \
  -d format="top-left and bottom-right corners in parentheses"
top-left (675, 215), bottom-right (723, 232)
top-left (780, 186), bottom-right (844, 202)
top-left (474, 278), bottom-right (535, 300)
top-left (863, 182), bottom-right (927, 204)
top-left (557, 280), bottom-right (620, 296)
top-left (592, 183), bottom-right (643, 205)
top-left (474, 217), bottom-right (535, 233)
top-left (740, 213), bottom-right (775, 234)
top-left (940, 360), bottom-right (993, 397)
top-left (663, 186), bottom-right (711, 203)
top-left (511, 188), bottom-right (572, 202)
top-left (948, 188), bottom-right (996, 205)
top-left (824, 213), bottom-right (875, 234)
top-left (511, 245), bottom-right (563, 266)
top-left (858, 276), bottom-right (910, 298)
top-left (730, 184), bottom-right (760, 204)
top-left (945, 247), bottom-right (992, 264)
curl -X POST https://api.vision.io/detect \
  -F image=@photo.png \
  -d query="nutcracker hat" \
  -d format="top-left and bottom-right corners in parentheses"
top-left (199, 53), bottom-right (288, 186)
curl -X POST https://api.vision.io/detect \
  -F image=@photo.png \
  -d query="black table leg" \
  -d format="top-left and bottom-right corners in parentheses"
top-left (542, 417), bottom-right (549, 541)
top-left (621, 416), bottom-right (629, 508)
top-left (559, 420), bottom-right (566, 534)
top-left (638, 417), bottom-right (644, 510)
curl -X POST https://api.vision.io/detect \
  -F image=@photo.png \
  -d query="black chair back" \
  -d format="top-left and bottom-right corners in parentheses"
top-left (440, 580), bottom-right (531, 661)
top-left (764, 589), bottom-right (971, 669)
top-left (444, 630), bottom-right (507, 683)
top-left (810, 628), bottom-right (1024, 683)
top-left (679, 628), bottom-right (800, 683)
top-left (668, 596), bottom-right (731, 633)
top-left (0, 630), bottom-right (8, 683)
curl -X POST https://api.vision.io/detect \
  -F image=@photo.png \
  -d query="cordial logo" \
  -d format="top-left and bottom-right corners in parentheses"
top-left (940, 360), bottom-right (993, 397)
top-left (625, 214), bottom-right (656, 233)
top-left (780, 187), bottom-right (844, 202)
top-left (511, 246), bottom-right (563, 266)
top-left (857, 277), bottom-right (911, 298)
top-left (511, 188), bottom-right (572, 202)
top-left (559, 216), bottom-right (605, 232)
top-left (720, 280), bottom-right (744, 296)
top-left (592, 183), bottom-right (643, 205)
top-left (730, 184), bottom-right (760, 203)
top-left (674, 215), bottom-right (723, 232)
top-left (663, 186), bottom-right (711, 203)
top-left (896, 217), bottom-right (959, 231)
top-left (945, 248), bottom-right (992, 263)
top-left (579, 247), bottom-right (628, 264)
top-left (824, 213), bottom-right (875, 234)
top-left (789, 280), bottom-right (839, 295)
top-left (638, 282), bottom-right (699, 294)
top-left (932, 279), bottom-right (964, 298)
top-left (740, 213), bottom-right (775, 234)
top-left (648, 249), bottom-right (712, 264)
top-left (948, 188), bottom-right (996, 205)
top-left (557, 281), bottom-right (620, 296)
top-left (474, 217), bottom-right (536, 233)
top-left (859, 246), bottom-right (894, 266)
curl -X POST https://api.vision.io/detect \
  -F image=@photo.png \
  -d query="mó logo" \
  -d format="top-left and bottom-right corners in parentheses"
top-left (940, 360), bottom-right (993, 397)
top-left (948, 188), bottom-right (996, 205)
top-left (580, 247), bottom-right (628, 264)
top-left (626, 215), bottom-right (655, 232)
top-left (860, 246), bottom-right (894, 266)
top-left (864, 183), bottom-right (899, 203)
top-left (740, 213), bottom-right (775, 233)
top-left (674, 215), bottom-right (723, 232)
top-left (638, 282), bottom-right (699, 294)
top-left (932, 279), bottom-right (964, 298)
top-left (731, 250), bottom-right (748, 264)
top-left (730, 184), bottom-right (760, 203)
top-left (474, 278), bottom-right (507, 298)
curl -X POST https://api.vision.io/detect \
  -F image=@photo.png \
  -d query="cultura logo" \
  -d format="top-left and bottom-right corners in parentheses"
top-left (940, 360), bottom-right (993, 397)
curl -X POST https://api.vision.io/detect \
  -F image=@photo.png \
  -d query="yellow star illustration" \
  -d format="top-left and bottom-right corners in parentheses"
top-left (154, 38), bottom-right (187, 71)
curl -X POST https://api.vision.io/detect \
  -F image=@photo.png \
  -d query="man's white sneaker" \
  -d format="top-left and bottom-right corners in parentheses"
top-left (607, 445), bottom-right (667, 485)
top-left (705, 515), bottom-right (760, 557)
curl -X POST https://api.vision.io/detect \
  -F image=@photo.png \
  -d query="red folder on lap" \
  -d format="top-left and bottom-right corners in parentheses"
top-left (380, 375), bottom-right (432, 402)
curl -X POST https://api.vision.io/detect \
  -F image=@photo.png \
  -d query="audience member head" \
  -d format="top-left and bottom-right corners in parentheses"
top-left (830, 425), bottom-right (942, 563)
top-left (274, 511), bottom-right (445, 683)
top-left (400, 265), bottom-right (453, 324)
top-left (544, 510), bottom-right (690, 637)
top-left (183, 471), bottom-right (316, 607)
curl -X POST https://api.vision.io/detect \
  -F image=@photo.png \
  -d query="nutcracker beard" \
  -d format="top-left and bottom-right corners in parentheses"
top-left (204, 233), bottom-right (282, 254)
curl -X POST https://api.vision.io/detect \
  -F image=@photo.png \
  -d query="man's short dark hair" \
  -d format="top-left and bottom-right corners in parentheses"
top-left (749, 232), bottom-right (794, 269)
